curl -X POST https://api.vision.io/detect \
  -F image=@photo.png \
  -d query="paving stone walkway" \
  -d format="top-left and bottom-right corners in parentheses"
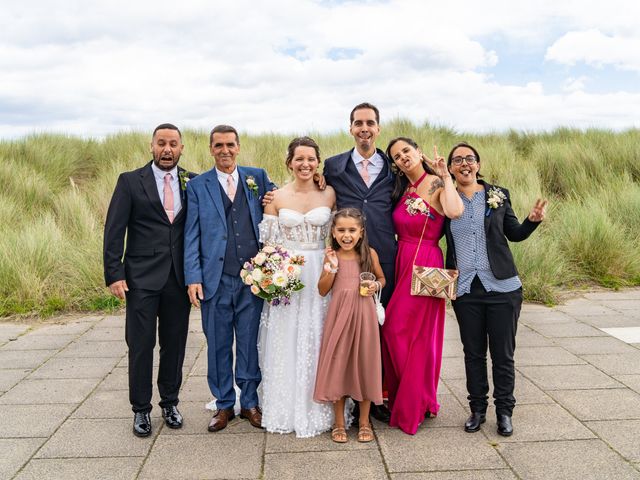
top-left (2, 289), bottom-right (640, 479)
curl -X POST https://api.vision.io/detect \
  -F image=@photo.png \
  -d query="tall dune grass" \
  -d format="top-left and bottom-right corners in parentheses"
top-left (1, 122), bottom-right (639, 317)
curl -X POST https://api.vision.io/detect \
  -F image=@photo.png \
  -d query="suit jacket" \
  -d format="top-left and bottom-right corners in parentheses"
top-left (183, 165), bottom-right (276, 301)
top-left (323, 148), bottom-right (397, 263)
top-left (444, 180), bottom-right (540, 279)
top-left (103, 162), bottom-right (195, 290)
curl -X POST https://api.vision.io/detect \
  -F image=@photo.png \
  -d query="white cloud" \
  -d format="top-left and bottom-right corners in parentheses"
top-left (0, 0), bottom-right (639, 139)
top-left (546, 29), bottom-right (640, 72)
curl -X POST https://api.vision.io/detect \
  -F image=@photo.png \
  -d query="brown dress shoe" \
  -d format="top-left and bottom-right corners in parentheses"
top-left (208, 408), bottom-right (235, 432)
top-left (239, 406), bottom-right (263, 429)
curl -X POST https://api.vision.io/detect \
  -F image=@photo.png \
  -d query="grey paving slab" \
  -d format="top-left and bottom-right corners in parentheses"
top-left (93, 315), bottom-right (124, 328)
top-left (615, 375), bottom-right (640, 394)
top-left (95, 366), bottom-right (128, 391)
top-left (528, 321), bottom-right (607, 338)
top-left (265, 428), bottom-right (374, 453)
top-left (600, 299), bottom-right (640, 311)
top-left (29, 356), bottom-right (119, 379)
top-left (421, 393), bottom-right (468, 428)
top-left (587, 420), bottom-right (640, 462)
top-left (0, 323), bottom-right (30, 343)
top-left (0, 378), bottom-right (98, 404)
top-left (264, 450), bottom-right (387, 480)
top-left (441, 338), bottom-right (464, 358)
top-left (179, 374), bottom-right (213, 402)
top-left (0, 403), bottom-right (76, 438)
top-left (36, 418), bottom-right (157, 458)
top-left (556, 299), bottom-right (620, 317)
top-left (520, 310), bottom-right (576, 325)
top-left (0, 368), bottom-right (29, 392)
top-left (446, 373), bottom-right (554, 406)
top-left (57, 340), bottom-right (125, 358)
top-left (377, 426), bottom-right (506, 472)
top-left (499, 439), bottom-right (640, 480)
top-left (1, 334), bottom-right (76, 351)
top-left (514, 327), bottom-right (555, 347)
top-left (117, 346), bottom-right (200, 368)
top-left (71, 389), bottom-right (133, 418)
top-left (554, 336), bottom-right (638, 355)
top-left (582, 352), bottom-right (640, 375)
top-left (483, 403), bottom-right (595, 442)
top-left (515, 346), bottom-right (585, 366)
top-left (518, 364), bottom-right (623, 390)
top-left (29, 322), bottom-right (93, 336)
top-left (391, 471), bottom-right (516, 480)
top-left (140, 433), bottom-right (263, 479)
top-left (548, 388), bottom-right (640, 420)
top-left (0, 348), bottom-right (58, 369)
top-left (439, 355), bottom-right (467, 380)
top-left (185, 332), bottom-right (206, 348)
top-left (14, 457), bottom-right (143, 480)
top-left (188, 350), bottom-right (208, 376)
top-left (80, 327), bottom-right (124, 342)
top-left (584, 290), bottom-right (640, 301)
top-left (579, 313), bottom-right (640, 328)
top-left (0, 438), bottom-right (46, 479)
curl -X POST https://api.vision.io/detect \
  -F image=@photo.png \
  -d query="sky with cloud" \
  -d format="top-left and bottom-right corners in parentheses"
top-left (1, 0), bottom-right (639, 138)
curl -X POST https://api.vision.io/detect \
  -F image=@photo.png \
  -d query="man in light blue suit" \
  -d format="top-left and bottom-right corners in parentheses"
top-left (184, 125), bottom-right (276, 432)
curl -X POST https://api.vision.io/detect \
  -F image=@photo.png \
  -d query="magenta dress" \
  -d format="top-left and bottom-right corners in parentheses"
top-left (382, 188), bottom-right (446, 435)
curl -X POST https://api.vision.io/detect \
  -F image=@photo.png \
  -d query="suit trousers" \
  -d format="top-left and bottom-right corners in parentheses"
top-left (125, 265), bottom-right (191, 413)
top-left (202, 272), bottom-right (263, 410)
top-left (452, 276), bottom-right (522, 416)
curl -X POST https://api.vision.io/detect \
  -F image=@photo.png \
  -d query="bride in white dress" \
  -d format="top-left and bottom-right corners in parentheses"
top-left (258, 137), bottom-right (336, 437)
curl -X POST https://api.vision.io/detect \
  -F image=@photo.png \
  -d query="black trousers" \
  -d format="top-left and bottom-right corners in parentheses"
top-left (452, 276), bottom-right (522, 417)
top-left (125, 266), bottom-right (191, 413)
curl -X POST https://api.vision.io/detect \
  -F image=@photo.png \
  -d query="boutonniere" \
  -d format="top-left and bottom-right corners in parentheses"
top-left (246, 176), bottom-right (259, 197)
top-left (486, 186), bottom-right (506, 216)
top-left (178, 170), bottom-right (191, 191)
top-left (404, 196), bottom-right (429, 216)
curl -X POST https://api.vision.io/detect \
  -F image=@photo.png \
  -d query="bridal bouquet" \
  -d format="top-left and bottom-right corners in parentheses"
top-left (240, 245), bottom-right (305, 306)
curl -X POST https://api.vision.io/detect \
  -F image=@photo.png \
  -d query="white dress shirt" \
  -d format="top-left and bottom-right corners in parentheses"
top-left (151, 163), bottom-right (182, 216)
top-left (351, 149), bottom-right (383, 187)
top-left (216, 167), bottom-right (240, 197)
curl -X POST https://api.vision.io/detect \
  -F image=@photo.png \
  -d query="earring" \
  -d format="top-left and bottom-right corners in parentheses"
top-left (390, 163), bottom-right (399, 174)
top-left (399, 171), bottom-right (404, 177)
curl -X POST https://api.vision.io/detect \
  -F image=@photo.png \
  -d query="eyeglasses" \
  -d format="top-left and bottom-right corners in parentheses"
top-left (451, 155), bottom-right (478, 166)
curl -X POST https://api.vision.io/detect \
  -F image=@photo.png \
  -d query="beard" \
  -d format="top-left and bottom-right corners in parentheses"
top-left (153, 153), bottom-right (180, 171)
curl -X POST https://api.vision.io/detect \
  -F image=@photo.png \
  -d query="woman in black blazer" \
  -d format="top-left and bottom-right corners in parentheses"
top-left (444, 142), bottom-right (547, 437)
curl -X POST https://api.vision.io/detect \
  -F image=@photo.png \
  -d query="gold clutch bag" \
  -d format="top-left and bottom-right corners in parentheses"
top-left (409, 208), bottom-right (459, 300)
top-left (410, 266), bottom-right (459, 299)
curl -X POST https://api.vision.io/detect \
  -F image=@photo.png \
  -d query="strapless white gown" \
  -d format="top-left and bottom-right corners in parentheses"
top-left (257, 207), bottom-right (334, 437)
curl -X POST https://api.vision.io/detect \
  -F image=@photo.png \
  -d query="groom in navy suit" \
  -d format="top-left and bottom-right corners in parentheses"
top-left (323, 102), bottom-right (397, 423)
top-left (184, 125), bottom-right (276, 432)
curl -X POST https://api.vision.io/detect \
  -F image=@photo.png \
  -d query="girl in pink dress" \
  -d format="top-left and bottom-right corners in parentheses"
top-left (314, 208), bottom-right (386, 443)
top-left (381, 138), bottom-right (464, 435)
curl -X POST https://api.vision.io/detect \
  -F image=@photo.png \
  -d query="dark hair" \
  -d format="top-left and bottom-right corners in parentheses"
top-left (209, 124), bottom-right (240, 146)
top-left (153, 123), bottom-right (181, 139)
top-left (385, 137), bottom-right (436, 203)
top-left (330, 208), bottom-right (373, 274)
top-left (286, 136), bottom-right (321, 170)
top-left (447, 141), bottom-right (483, 179)
top-left (349, 102), bottom-right (380, 125)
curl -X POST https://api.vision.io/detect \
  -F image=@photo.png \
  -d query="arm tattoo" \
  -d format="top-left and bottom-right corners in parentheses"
top-left (428, 178), bottom-right (444, 195)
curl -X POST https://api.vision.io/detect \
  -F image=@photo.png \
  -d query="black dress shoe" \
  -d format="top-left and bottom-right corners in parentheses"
top-left (464, 412), bottom-right (486, 433)
top-left (161, 406), bottom-right (183, 429)
top-left (370, 403), bottom-right (391, 424)
top-left (133, 412), bottom-right (152, 437)
top-left (497, 414), bottom-right (513, 436)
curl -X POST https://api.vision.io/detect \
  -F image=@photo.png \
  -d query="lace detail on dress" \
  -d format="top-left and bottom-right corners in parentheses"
top-left (258, 214), bottom-right (282, 245)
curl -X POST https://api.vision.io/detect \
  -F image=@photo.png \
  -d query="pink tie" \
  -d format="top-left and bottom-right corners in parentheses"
top-left (163, 173), bottom-right (174, 223)
top-left (227, 175), bottom-right (236, 201)
top-left (360, 159), bottom-right (370, 186)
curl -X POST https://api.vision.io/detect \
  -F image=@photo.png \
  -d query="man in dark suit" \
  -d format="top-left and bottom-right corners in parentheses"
top-left (184, 125), bottom-right (276, 432)
top-left (323, 102), bottom-right (396, 423)
top-left (103, 123), bottom-right (194, 437)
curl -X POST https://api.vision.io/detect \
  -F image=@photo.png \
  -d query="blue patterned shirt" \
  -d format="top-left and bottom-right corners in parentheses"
top-left (450, 190), bottom-right (521, 297)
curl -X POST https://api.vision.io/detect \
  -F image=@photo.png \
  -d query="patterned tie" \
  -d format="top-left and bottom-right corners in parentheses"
top-left (163, 173), bottom-right (174, 223)
top-left (227, 175), bottom-right (236, 201)
top-left (360, 159), bottom-right (370, 186)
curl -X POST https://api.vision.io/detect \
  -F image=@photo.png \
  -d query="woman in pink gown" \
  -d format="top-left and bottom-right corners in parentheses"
top-left (382, 137), bottom-right (464, 435)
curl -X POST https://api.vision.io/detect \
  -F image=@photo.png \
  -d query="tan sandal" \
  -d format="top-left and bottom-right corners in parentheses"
top-left (331, 426), bottom-right (348, 443)
top-left (357, 424), bottom-right (374, 443)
